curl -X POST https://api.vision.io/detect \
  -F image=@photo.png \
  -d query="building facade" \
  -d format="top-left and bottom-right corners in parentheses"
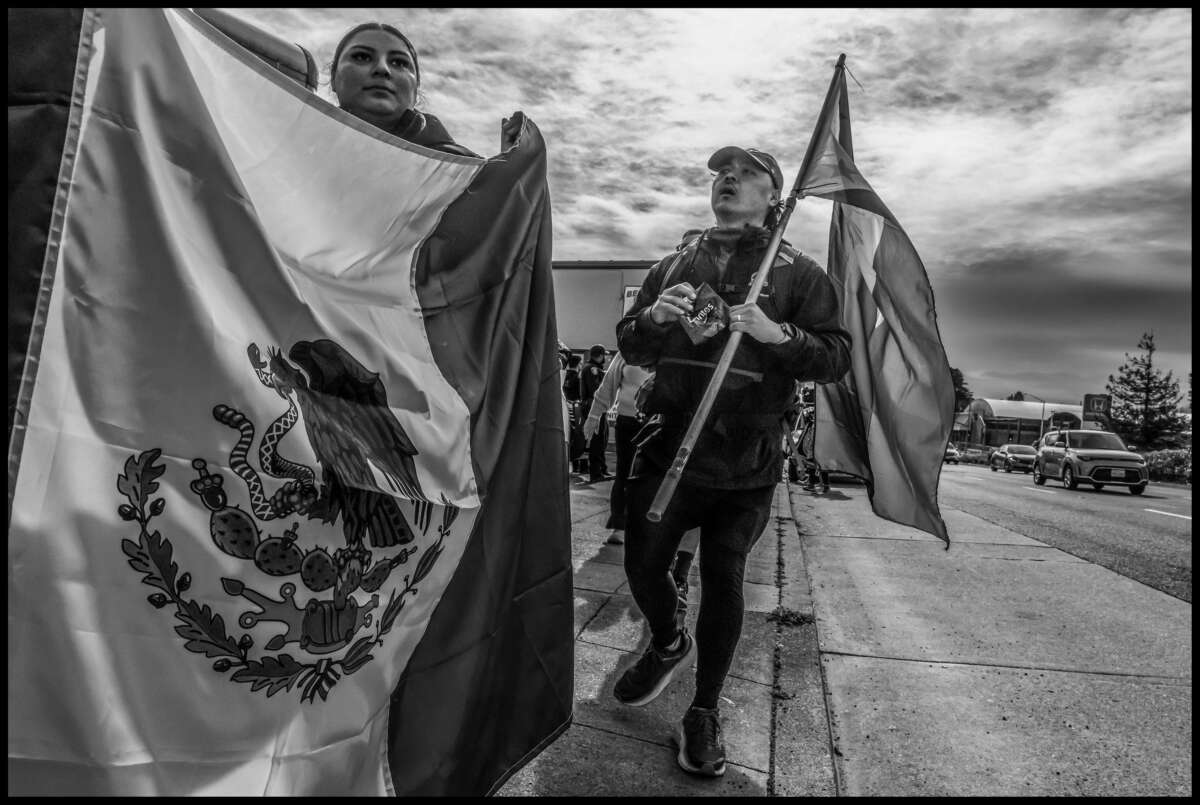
top-left (552, 260), bottom-right (655, 353)
top-left (952, 398), bottom-right (1091, 449)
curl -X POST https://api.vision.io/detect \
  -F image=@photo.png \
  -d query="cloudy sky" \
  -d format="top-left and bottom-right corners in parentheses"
top-left (225, 7), bottom-right (1191, 406)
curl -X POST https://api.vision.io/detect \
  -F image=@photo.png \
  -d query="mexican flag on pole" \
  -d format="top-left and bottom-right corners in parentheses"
top-left (797, 56), bottom-right (955, 547)
top-left (7, 8), bottom-right (572, 795)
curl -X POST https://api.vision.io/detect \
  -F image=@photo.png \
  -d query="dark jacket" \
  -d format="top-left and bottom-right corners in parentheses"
top-left (562, 366), bottom-right (581, 402)
top-left (579, 356), bottom-right (606, 405)
top-left (386, 109), bottom-right (479, 158)
top-left (616, 225), bottom-right (851, 488)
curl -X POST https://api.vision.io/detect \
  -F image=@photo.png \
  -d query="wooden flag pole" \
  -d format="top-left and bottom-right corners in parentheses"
top-left (646, 54), bottom-right (847, 523)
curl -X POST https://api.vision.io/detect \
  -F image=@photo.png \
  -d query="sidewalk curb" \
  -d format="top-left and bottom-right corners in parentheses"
top-left (769, 482), bottom-right (838, 797)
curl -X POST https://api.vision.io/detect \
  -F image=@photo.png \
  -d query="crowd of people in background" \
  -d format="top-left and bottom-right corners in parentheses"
top-left (562, 341), bottom-right (833, 495)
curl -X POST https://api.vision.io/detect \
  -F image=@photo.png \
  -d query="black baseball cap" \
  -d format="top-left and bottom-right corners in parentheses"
top-left (707, 146), bottom-right (784, 191)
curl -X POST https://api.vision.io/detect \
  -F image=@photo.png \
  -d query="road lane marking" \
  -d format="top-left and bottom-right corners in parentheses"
top-left (1144, 508), bottom-right (1191, 520)
top-left (1024, 487), bottom-right (1056, 494)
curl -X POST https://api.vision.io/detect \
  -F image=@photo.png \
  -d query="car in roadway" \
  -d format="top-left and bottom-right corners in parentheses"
top-left (1032, 429), bottom-right (1149, 494)
top-left (944, 444), bottom-right (961, 464)
top-left (989, 443), bottom-right (1037, 473)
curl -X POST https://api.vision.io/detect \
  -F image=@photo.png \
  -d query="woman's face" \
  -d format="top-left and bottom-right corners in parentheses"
top-left (332, 30), bottom-right (418, 126)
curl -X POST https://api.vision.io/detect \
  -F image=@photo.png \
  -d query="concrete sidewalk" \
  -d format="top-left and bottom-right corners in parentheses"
top-left (799, 481), bottom-right (1191, 797)
top-left (498, 472), bottom-right (1192, 796)
top-left (497, 471), bottom-right (833, 796)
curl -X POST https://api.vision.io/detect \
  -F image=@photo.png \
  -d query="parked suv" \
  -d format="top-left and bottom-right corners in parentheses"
top-left (1032, 429), bottom-right (1148, 494)
top-left (990, 443), bottom-right (1037, 473)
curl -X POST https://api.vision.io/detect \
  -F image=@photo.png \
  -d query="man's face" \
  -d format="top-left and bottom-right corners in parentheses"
top-left (710, 153), bottom-right (777, 225)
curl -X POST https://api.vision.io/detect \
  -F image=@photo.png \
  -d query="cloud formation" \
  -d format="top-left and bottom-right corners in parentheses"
top-left (227, 7), bottom-right (1191, 405)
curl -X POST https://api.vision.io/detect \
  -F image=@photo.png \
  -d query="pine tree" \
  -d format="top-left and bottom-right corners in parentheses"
top-left (949, 367), bottom-right (973, 412)
top-left (1105, 332), bottom-right (1184, 448)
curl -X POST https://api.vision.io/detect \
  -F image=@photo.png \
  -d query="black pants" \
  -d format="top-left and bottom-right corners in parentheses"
top-left (624, 474), bottom-right (774, 710)
top-left (607, 415), bottom-right (642, 529)
top-left (568, 400), bottom-right (586, 474)
top-left (585, 412), bottom-right (608, 480)
top-left (804, 463), bottom-right (828, 487)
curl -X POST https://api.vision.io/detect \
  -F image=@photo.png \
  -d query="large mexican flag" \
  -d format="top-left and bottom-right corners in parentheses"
top-left (8, 8), bottom-right (572, 795)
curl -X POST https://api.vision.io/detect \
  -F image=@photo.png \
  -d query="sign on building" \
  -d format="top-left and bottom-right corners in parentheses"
top-left (623, 285), bottom-right (641, 314)
top-left (1082, 393), bottom-right (1112, 430)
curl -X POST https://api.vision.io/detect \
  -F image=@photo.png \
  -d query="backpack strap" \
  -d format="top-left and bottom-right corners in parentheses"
top-left (656, 237), bottom-right (702, 294)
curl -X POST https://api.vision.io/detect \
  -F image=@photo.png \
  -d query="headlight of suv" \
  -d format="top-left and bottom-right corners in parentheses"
top-left (1077, 455), bottom-right (1094, 461)
top-left (1135, 456), bottom-right (1146, 465)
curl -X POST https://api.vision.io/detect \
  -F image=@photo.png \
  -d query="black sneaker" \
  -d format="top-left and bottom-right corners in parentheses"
top-left (613, 629), bottom-right (695, 707)
top-left (677, 706), bottom-right (725, 777)
top-left (673, 577), bottom-right (689, 632)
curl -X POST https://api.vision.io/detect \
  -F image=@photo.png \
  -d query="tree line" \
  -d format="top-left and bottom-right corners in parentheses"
top-left (1105, 331), bottom-right (1188, 449)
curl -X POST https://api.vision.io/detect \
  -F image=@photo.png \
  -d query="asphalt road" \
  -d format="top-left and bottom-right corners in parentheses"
top-left (935, 462), bottom-right (1192, 602)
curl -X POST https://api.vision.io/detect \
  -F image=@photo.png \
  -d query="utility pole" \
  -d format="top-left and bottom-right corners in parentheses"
top-left (1023, 392), bottom-right (1048, 439)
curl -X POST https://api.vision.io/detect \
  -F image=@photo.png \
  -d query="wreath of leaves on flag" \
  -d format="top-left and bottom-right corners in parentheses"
top-left (116, 448), bottom-right (458, 703)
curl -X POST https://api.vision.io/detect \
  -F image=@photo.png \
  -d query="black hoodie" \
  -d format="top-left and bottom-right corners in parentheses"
top-left (616, 225), bottom-right (851, 488)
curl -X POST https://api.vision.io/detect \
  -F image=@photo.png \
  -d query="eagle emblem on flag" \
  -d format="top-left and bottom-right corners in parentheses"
top-left (114, 339), bottom-right (455, 703)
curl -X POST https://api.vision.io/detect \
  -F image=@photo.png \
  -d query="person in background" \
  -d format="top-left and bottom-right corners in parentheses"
top-left (783, 381), bottom-right (804, 483)
top-left (668, 527), bottom-right (699, 632)
top-left (613, 145), bottom-right (851, 778)
top-left (579, 344), bottom-right (611, 482)
top-left (560, 348), bottom-right (586, 473)
top-left (583, 352), bottom-right (651, 545)
top-left (329, 21), bottom-right (520, 157)
top-left (797, 405), bottom-right (830, 494)
top-left (562, 349), bottom-right (581, 405)
top-left (557, 347), bottom-right (572, 461)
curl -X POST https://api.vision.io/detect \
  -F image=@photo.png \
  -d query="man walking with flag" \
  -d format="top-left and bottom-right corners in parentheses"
top-left (613, 145), bottom-right (850, 776)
